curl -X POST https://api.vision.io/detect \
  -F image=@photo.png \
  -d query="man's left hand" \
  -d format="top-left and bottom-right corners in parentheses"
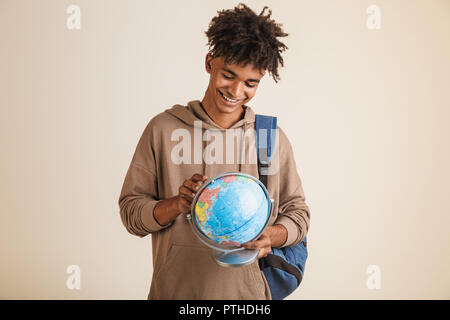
top-left (241, 229), bottom-right (272, 259)
top-left (241, 224), bottom-right (288, 259)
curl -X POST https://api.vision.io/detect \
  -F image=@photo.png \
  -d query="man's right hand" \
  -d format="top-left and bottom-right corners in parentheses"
top-left (175, 174), bottom-right (209, 214)
top-left (153, 173), bottom-right (209, 226)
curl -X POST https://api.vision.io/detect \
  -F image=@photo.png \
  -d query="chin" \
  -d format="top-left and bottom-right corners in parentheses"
top-left (217, 102), bottom-right (241, 112)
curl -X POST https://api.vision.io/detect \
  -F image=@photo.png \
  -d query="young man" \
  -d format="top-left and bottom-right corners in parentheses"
top-left (119, 3), bottom-right (310, 300)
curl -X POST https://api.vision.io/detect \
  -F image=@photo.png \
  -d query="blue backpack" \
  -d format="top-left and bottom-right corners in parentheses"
top-left (255, 114), bottom-right (308, 300)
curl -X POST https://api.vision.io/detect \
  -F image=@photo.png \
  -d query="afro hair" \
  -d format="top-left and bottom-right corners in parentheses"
top-left (205, 3), bottom-right (289, 82)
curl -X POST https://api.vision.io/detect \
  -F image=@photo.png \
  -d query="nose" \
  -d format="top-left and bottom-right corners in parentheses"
top-left (228, 81), bottom-right (245, 99)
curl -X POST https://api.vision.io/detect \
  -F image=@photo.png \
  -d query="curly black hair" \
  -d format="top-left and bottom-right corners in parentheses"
top-left (205, 3), bottom-right (289, 82)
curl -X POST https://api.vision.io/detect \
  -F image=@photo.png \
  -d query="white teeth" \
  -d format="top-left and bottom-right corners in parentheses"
top-left (221, 92), bottom-right (239, 103)
top-left (225, 96), bottom-right (236, 102)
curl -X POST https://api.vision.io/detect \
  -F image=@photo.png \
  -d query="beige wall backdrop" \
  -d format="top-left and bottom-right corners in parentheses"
top-left (1, 0), bottom-right (449, 299)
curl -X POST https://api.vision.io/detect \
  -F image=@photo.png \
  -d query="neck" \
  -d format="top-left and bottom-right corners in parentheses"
top-left (200, 92), bottom-right (245, 129)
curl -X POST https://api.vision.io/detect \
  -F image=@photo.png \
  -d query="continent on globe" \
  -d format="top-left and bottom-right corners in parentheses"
top-left (193, 173), bottom-right (269, 246)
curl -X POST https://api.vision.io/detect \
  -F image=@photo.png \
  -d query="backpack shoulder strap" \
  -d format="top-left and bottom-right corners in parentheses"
top-left (256, 115), bottom-right (309, 300)
top-left (255, 114), bottom-right (277, 187)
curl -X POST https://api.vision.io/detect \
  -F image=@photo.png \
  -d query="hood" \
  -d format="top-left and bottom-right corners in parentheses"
top-left (164, 100), bottom-right (256, 130)
top-left (164, 100), bottom-right (257, 174)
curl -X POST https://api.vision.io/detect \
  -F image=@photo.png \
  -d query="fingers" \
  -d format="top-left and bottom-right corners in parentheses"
top-left (241, 235), bottom-right (272, 258)
top-left (177, 174), bottom-right (209, 214)
top-left (241, 240), bottom-right (256, 250)
top-left (184, 174), bottom-right (209, 192)
top-left (191, 173), bottom-right (208, 183)
top-left (179, 186), bottom-right (196, 203)
top-left (183, 179), bottom-right (202, 194)
top-left (179, 182), bottom-right (201, 203)
top-left (257, 247), bottom-right (271, 259)
top-left (242, 233), bottom-right (271, 249)
top-left (241, 239), bottom-right (269, 250)
top-left (241, 241), bottom-right (271, 258)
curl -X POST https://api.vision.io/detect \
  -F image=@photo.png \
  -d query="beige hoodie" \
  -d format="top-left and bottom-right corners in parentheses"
top-left (118, 100), bottom-right (310, 300)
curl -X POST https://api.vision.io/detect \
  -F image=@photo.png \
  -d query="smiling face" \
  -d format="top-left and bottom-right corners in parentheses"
top-left (201, 53), bottom-right (266, 128)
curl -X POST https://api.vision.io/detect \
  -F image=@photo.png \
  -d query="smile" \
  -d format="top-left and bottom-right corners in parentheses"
top-left (218, 90), bottom-right (243, 105)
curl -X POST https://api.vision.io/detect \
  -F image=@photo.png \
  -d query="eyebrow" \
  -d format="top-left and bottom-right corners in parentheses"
top-left (222, 67), bottom-right (261, 83)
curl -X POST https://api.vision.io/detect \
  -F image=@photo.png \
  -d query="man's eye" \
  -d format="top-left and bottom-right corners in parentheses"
top-left (245, 82), bottom-right (255, 88)
top-left (223, 74), bottom-right (233, 80)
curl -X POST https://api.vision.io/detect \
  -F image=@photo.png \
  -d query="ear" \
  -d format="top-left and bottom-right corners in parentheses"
top-left (205, 53), bottom-right (213, 74)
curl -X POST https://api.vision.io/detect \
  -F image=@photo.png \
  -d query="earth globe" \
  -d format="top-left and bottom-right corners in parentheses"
top-left (188, 172), bottom-right (273, 267)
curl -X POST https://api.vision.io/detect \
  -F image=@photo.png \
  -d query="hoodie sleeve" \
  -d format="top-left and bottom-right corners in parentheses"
top-left (274, 127), bottom-right (311, 248)
top-left (118, 120), bottom-right (171, 237)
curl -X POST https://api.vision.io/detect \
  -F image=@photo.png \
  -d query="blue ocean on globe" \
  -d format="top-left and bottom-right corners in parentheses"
top-left (194, 173), bottom-right (269, 246)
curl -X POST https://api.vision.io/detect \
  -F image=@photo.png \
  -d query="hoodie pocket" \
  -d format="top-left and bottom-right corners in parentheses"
top-left (152, 244), bottom-right (267, 299)
top-left (153, 244), bottom-right (210, 299)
